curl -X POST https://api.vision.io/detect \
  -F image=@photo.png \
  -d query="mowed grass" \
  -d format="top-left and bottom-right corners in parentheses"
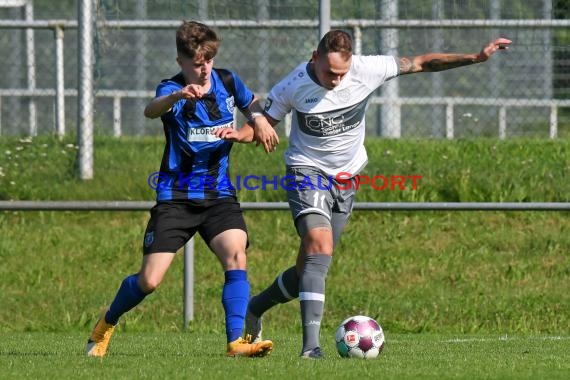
top-left (0, 135), bottom-right (569, 378)
top-left (1, 332), bottom-right (569, 380)
top-left (1, 210), bottom-right (569, 335)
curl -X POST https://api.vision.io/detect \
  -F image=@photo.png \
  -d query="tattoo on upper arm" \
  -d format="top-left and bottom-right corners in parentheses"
top-left (423, 55), bottom-right (477, 72)
top-left (423, 59), bottom-right (447, 72)
top-left (399, 54), bottom-right (478, 75)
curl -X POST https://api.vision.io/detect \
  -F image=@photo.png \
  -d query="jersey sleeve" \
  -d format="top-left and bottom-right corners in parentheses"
top-left (352, 55), bottom-right (399, 90)
top-left (156, 81), bottom-right (177, 98)
top-left (229, 72), bottom-right (255, 110)
top-left (263, 74), bottom-right (293, 122)
top-left (155, 81), bottom-right (183, 114)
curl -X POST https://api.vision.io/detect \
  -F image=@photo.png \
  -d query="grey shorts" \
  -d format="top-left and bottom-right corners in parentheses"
top-left (285, 166), bottom-right (357, 240)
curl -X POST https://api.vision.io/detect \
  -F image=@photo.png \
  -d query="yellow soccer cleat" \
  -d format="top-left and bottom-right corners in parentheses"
top-left (85, 313), bottom-right (116, 357)
top-left (226, 336), bottom-right (273, 357)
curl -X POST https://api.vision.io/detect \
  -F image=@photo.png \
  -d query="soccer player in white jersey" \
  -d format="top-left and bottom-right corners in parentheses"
top-left (233, 30), bottom-right (511, 358)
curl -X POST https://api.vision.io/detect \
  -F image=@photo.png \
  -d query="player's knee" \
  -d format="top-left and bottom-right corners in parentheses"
top-left (137, 274), bottom-right (162, 293)
top-left (302, 233), bottom-right (333, 254)
top-left (220, 250), bottom-right (247, 271)
top-left (297, 214), bottom-right (333, 254)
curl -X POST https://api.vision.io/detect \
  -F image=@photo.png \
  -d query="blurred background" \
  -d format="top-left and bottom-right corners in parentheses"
top-left (0, 0), bottom-right (568, 140)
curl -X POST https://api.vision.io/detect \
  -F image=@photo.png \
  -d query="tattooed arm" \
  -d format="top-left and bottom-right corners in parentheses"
top-left (398, 37), bottom-right (512, 75)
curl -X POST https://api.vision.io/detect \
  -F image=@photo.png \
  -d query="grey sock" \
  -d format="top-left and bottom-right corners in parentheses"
top-left (248, 266), bottom-right (299, 317)
top-left (299, 254), bottom-right (331, 353)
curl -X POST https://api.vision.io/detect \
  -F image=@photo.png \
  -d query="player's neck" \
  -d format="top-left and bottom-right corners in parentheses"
top-left (307, 61), bottom-right (323, 87)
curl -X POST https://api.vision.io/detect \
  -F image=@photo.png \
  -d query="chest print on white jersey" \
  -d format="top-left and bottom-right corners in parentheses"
top-left (335, 88), bottom-right (351, 103)
top-left (296, 97), bottom-right (368, 137)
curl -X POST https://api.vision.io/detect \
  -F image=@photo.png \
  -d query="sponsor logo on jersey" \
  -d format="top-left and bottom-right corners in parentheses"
top-left (187, 121), bottom-right (233, 142)
top-left (297, 96), bottom-right (370, 137)
top-left (305, 97), bottom-right (319, 104)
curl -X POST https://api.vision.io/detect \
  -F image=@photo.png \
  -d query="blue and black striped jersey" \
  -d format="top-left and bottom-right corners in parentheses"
top-left (154, 69), bottom-right (254, 201)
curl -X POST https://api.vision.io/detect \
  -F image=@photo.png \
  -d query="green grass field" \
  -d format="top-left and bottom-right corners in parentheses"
top-left (1, 332), bottom-right (569, 379)
top-left (0, 136), bottom-right (569, 378)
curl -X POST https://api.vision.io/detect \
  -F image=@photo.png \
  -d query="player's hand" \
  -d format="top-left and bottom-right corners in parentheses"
top-left (253, 119), bottom-right (279, 153)
top-left (477, 38), bottom-right (512, 62)
top-left (214, 123), bottom-right (255, 143)
top-left (178, 84), bottom-right (205, 100)
top-left (213, 127), bottom-right (242, 142)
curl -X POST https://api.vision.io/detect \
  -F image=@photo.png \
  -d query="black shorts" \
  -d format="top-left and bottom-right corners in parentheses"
top-left (142, 199), bottom-right (248, 255)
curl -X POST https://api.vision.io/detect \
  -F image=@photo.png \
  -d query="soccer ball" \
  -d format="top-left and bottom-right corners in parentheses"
top-left (335, 315), bottom-right (385, 359)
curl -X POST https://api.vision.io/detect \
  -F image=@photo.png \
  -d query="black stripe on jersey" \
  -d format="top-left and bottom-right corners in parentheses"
top-left (224, 166), bottom-right (236, 198)
top-left (159, 122), bottom-right (171, 174)
top-left (171, 147), bottom-right (195, 201)
top-left (179, 147), bottom-right (196, 174)
top-left (204, 145), bottom-right (223, 199)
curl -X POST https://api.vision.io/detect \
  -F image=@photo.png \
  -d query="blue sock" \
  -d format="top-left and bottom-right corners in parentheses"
top-left (105, 273), bottom-right (148, 325)
top-left (222, 270), bottom-right (250, 343)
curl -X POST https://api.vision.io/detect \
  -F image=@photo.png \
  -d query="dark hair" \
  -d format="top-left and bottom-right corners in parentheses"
top-left (317, 30), bottom-right (352, 59)
top-left (176, 21), bottom-right (220, 60)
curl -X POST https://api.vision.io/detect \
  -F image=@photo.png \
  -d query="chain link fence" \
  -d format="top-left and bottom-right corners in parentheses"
top-left (0, 0), bottom-right (569, 141)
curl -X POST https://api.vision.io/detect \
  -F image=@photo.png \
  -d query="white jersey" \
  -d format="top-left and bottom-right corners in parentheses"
top-left (264, 55), bottom-right (399, 177)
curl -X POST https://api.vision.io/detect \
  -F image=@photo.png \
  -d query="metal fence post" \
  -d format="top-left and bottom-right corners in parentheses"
top-left (25, 0), bottom-right (36, 136)
top-left (379, 0), bottom-right (401, 138)
top-left (183, 237), bottom-right (194, 329)
top-left (550, 104), bottom-right (558, 139)
top-left (78, 0), bottom-right (95, 179)
top-left (319, 0), bottom-right (330, 38)
top-left (54, 24), bottom-right (65, 139)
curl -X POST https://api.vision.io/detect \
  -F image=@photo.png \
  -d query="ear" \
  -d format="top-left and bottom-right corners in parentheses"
top-left (176, 56), bottom-right (182, 67)
top-left (311, 50), bottom-right (318, 62)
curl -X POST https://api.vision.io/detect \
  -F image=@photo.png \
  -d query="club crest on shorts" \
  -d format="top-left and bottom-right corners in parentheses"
top-left (144, 231), bottom-right (154, 247)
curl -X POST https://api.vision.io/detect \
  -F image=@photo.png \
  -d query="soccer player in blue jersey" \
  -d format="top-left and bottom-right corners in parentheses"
top-left (85, 21), bottom-right (272, 358)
